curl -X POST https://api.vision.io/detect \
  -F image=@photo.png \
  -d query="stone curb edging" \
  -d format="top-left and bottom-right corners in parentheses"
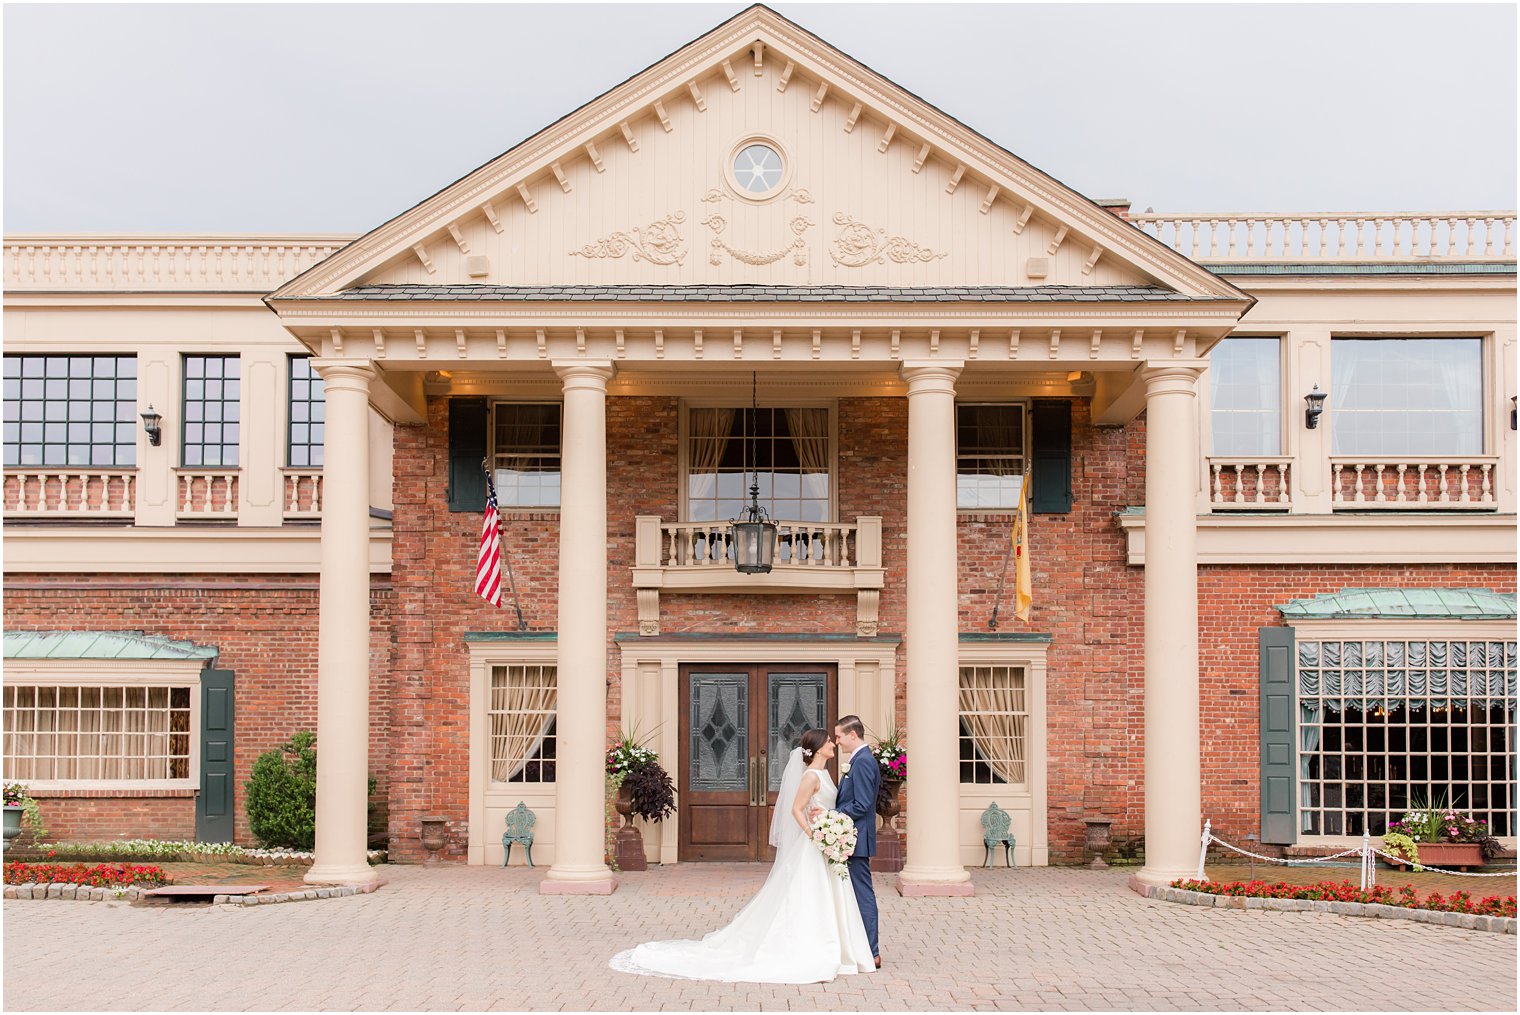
top-left (1130, 877), bottom-right (1517, 934)
top-left (3, 880), bottom-right (386, 906)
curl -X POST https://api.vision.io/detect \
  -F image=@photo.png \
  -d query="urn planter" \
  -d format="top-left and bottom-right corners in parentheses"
top-left (613, 785), bottom-right (648, 871)
top-left (419, 815), bottom-right (449, 863)
top-left (871, 779), bottom-right (905, 874)
top-left (1382, 842), bottom-right (1485, 873)
top-left (1083, 817), bottom-right (1114, 869)
top-left (2, 804), bottom-right (23, 852)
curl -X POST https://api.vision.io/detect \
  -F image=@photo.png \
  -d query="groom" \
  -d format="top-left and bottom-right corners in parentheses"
top-left (831, 715), bottom-right (881, 968)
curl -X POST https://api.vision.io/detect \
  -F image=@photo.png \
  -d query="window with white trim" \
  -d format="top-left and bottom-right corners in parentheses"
top-left (958, 665), bottom-right (1027, 784)
top-left (1330, 337), bottom-right (1484, 455)
top-left (1297, 636), bottom-right (1517, 837)
top-left (2, 682), bottom-right (193, 784)
top-left (955, 403), bottom-right (1027, 509)
top-left (1210, 337), bottom-right (1281, 456)
top-left (489, 664), bottom-right (556, 784)
top-left (491, 402), bottom-right (562, 508)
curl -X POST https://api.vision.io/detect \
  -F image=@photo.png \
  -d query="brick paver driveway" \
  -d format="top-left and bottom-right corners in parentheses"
top-left (4, 864), bottom-right (1515, 1011)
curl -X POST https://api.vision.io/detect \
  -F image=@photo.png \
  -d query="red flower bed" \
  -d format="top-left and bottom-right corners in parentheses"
top-left (1171, 878), bottom-right (1515, 918)
top-left (4, 861), bottom-right (172, 887)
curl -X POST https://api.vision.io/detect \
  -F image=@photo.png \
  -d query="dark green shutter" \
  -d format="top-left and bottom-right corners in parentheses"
top-left (448, 397), bottom-right (489, 512)
top-left (1029, 399), bottom-right (1072, 513)
top-left (1259, 627), bottom-right (1297, 845)
top-left (196, 667), bottom-right (235, 844)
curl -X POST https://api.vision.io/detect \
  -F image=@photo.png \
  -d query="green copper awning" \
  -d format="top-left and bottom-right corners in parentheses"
top-left (3, 630), bottom-right (217, 660)
top-left (1276, 588), bottom-right (1516, 621)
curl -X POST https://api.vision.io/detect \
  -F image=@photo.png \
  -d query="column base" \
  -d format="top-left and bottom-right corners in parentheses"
top-left (539, 876), bottom-right (619, 896)
top-left (1131, 865), bottom-right (1199, 890)
top-left (304, 863), bottom-right (380, 887)
top-left (896, 867), bottom-right (974, 897)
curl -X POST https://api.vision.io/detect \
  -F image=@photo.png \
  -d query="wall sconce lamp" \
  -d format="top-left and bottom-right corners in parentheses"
top-left (139, 404), bottom-right (163, 447)
top-left (1303, 385), bottom-right (1327, 430)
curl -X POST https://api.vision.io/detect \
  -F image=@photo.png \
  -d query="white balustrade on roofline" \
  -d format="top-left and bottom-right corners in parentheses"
top-left (3, 236), bottom-right (352, 292)
top-left (1207, 457), bottom-right (1293, 511)
top-left (3, 469), bottom-right (135, 518)
top-left (1330, 456), bottom-right (1499, 509)
top-left (1130, 212), bottom-right (1515, 263)
top-left (176, 469), bottom-right (240, 519)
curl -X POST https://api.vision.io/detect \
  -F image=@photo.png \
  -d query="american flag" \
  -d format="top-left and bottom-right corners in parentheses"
top-left (475, 473), bottom-right (503, 606)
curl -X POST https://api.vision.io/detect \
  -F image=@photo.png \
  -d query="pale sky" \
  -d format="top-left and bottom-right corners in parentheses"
top-left (4, 3), bottom-right (1515, 234)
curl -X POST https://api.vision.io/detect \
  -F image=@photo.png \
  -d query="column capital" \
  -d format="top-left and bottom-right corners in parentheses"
top-left (1140, 359), bottom-right (1207, 398)
top-left (309, 358), bottom-right (377, 392)
top-left (553, 360), bottom-right (615, 391)
top-left (900, 360), bottom-right (964, 396)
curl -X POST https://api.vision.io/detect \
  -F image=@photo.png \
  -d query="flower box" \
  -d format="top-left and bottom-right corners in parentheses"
top-left (1382, 842), bottom-right (1486, 872)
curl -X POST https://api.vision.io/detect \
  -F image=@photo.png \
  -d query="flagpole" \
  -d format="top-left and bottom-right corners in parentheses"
top-left (987, 465), bottom-right (1030, 630)
top-left (481, 459), bottom-right (529, 631)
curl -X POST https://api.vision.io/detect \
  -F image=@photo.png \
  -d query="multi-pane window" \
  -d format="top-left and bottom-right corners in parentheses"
top-left (181, 355), bottom-right (241, 467)
top-left (685, 407), bottom-right (830, 522)
top-left (489, 664), bottom-right (556, 783)
top-left (956, 404), bottom-right (1026, 509)
top-left (958, 665), bottom-right (1028, 784)
top-left (492, 403), bottom-right (562, 508)
top-left (2, 683), bottom-right (192, 784)
top-left (1297, 637), bottom-right (1517, 837)
top-left (1331, 338), bottom-right (1484, 455)
top-left (2, 355), bottom-right (137, 467)
top-left (287, 356), bottom-right (326, 467)
top-left (1210, 338), bottom-right (1282, 455)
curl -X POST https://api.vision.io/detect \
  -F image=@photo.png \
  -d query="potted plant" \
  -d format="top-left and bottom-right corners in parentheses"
top-left (606, 731), bottom-right (675, 872)
top-left (3, 783), bottom-right (43, 852)
top-left (870, 727), bottom-right (907, 874)
top-left (1382, 800), bottom-right (1497, 872)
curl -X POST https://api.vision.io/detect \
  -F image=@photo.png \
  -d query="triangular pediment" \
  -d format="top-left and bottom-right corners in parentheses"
top-left (271, 6), bottom-right (1246, 303)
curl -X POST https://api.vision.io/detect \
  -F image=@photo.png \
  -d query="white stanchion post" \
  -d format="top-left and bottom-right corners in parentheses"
top-left (1362, 831), bottom-right (1375, 890)
top-left (1195, 819), bottom-right (1211, 881)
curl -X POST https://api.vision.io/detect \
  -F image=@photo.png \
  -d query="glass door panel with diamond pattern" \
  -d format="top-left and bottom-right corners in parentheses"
top-left (679, 664), bottom-right (837, 861)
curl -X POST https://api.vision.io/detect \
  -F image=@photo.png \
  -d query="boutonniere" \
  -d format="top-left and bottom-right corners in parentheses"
top-left (840, 761), bottom-right (851, 775)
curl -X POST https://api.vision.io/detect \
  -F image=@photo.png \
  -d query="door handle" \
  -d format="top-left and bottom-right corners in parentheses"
top-left (748, 756), bottom-right (760, 807)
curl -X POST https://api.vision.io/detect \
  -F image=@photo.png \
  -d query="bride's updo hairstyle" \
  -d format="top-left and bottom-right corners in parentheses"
top-left (798, 728), bottom-right (830, 761)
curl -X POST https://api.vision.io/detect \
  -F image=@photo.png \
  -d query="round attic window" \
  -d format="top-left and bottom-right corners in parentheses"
top-left (732, 142), bottom-right (785, 195)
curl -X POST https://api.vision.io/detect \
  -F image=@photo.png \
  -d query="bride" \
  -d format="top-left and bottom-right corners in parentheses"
top-left (609, 728), bottom-right (877, 984)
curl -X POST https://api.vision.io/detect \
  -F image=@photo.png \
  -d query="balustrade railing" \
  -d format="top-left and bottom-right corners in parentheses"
top-left (4, 236), bottom-right (352, 292)
top-left (660, 519), bottom-right (859, 568)
top-left (3, 469), bottom-right (135, 518)
top-left (176, 470), bottom-right (240, 518)
top-left (1331, 457), bottom-right (1498, 509)
top-left (283, 471), bottom-right (323, 519)
top-left (1208, 458), bottom-right (1293, 510)
top-left (1131, 212), bottom-right (1515, 263)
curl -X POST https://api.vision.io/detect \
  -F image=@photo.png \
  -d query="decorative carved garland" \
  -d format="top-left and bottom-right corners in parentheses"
top-left (568, 211), bottom-right (688, 266)
top-left (700, 189), bottom-right (815, 267)
top-left (828, 213), bottom-right (948, 267)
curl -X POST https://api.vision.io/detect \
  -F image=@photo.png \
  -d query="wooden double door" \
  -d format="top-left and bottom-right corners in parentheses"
top-left (678, 663), bottom-right (838, 861)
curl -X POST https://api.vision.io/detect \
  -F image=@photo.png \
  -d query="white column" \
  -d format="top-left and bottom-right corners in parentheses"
top-left (1135, 362), bottom-right (1206, 887)
top-left (305, 359), bottom-right (378, 886)
top-left (897, 361), bottom-right (973, 897)
top-left (542, 361), bottom-right (618, 895)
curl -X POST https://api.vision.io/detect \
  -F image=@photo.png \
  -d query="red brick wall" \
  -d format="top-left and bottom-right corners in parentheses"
top-left (20, 792), bottom-right (197, 844)
top-left (1, 576), bottom-right (395, 846)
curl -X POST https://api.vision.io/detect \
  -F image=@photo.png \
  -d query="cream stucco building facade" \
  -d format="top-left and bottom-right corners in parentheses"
top-left (4, 7), bottom-right (1515, 894)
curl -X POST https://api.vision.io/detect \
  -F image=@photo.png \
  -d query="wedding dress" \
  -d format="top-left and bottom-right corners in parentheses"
top-left (609, 748), bottom-right (877, 984)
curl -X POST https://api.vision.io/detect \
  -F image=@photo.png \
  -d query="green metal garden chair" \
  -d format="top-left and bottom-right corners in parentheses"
top-left (502, 802), bottom-right (537, 867)
top-left (980, 802), bottom-right (1017, 868)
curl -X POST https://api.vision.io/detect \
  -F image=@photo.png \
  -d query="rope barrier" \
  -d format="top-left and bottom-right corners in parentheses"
top-left (1195, 818), bottom-right (1517, 889)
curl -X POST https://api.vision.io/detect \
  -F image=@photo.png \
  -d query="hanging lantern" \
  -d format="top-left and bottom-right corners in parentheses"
top-left (731, 372), bottom-right (776, 574)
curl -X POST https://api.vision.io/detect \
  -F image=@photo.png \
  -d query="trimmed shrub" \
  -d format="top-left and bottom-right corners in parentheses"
top-left (245, 731), bottom-right (318, 850)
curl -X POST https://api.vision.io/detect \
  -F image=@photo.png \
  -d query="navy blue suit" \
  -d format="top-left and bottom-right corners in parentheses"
top-left (834, 745), bottom-right (880, 958)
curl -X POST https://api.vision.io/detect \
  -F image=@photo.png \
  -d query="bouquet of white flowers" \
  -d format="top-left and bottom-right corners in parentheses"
top-left (808, 808), bottom-right (857, 879)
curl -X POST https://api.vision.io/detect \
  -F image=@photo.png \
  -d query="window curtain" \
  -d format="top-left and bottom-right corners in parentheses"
top-left (495, 409), bottom-right (551, 475)
top-left (958, 673), bottom-right (1026, 784)
top-left (783, 408), bottom-right (829, 474)
top-left (686, 408), bottom-right (735, 504)
top-left (1329, 342), bottom-right (1365, 456)
top-left (490, 667), bottom-right (557, 782)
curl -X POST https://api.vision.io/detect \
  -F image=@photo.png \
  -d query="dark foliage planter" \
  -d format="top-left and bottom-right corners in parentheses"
top-left (871, 779), bottom-right (904, 874)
